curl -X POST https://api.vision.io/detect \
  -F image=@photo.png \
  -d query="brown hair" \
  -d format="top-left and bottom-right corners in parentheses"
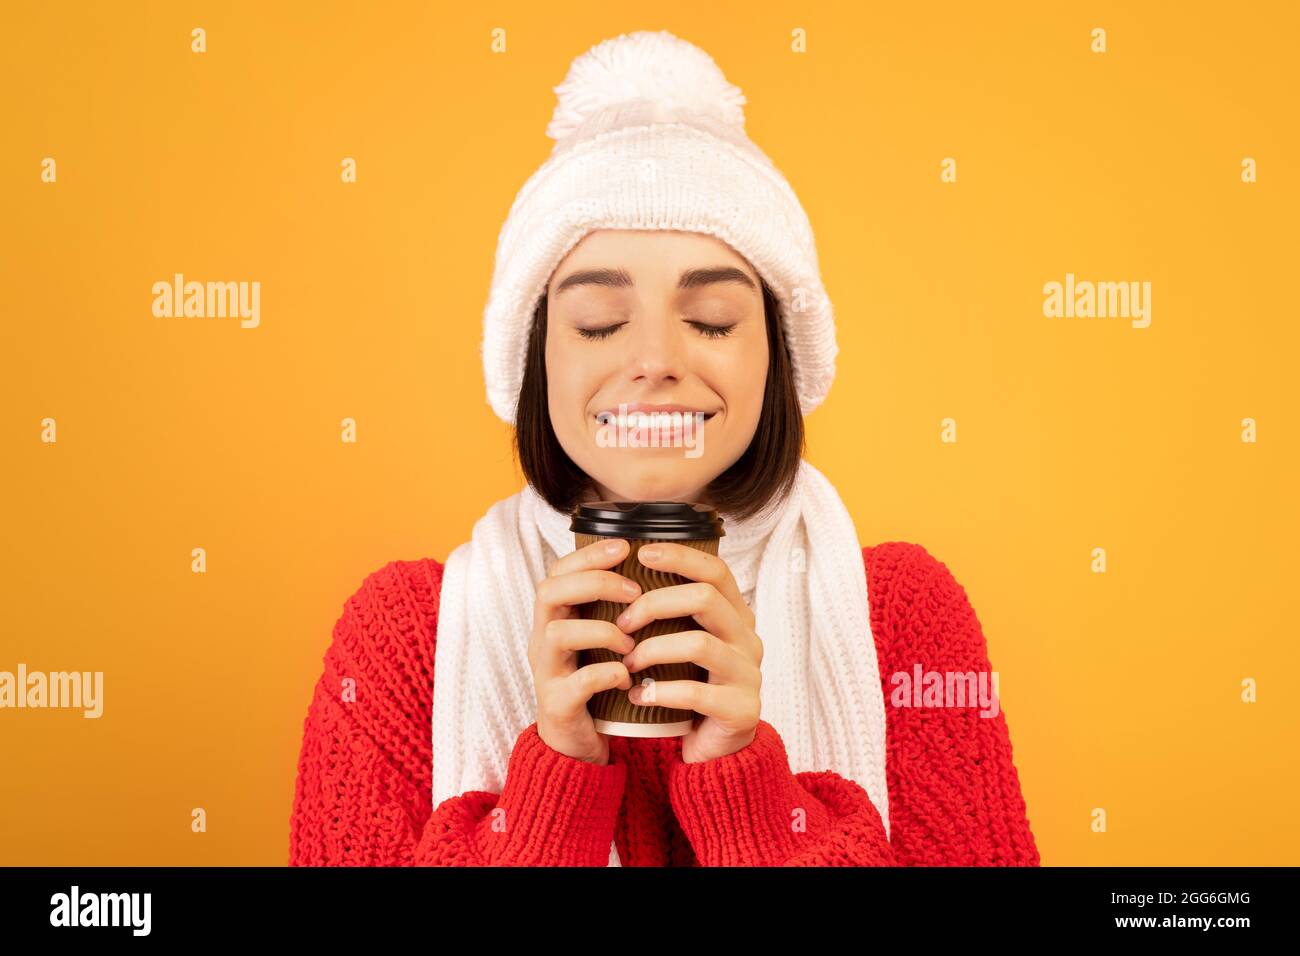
top-left (512, 277), bottom-right (805, 523)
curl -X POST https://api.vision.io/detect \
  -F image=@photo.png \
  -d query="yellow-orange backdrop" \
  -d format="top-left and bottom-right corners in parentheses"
top-left (2, 0), bottom-right (1296, 865)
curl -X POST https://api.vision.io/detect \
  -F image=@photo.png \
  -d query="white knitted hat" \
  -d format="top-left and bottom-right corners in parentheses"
top-left (481, 29), bottom-right (838, 426)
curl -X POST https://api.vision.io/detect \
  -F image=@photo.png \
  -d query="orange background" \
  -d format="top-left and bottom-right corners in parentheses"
top-left (2, 0), bottom-right (1296, 865)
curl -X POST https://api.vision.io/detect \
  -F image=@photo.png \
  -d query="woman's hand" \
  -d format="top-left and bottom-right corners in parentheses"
top-left (616, 543), bottom-right (763, 764)
top-left (529, 538), bottom-right (640, 766)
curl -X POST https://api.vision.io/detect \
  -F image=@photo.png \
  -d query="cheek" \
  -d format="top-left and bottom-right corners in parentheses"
top-left (699, 336), bottom-right (767, 411)
top-left (546, 349), bottom-right (603, 423)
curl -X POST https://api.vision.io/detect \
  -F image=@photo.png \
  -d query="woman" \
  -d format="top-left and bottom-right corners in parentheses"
top-left (289, 29), bottom-right (1039, 867)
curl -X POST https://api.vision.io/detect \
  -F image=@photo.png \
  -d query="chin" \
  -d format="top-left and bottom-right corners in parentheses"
top-left (588, 465), bottom-right (712, 503)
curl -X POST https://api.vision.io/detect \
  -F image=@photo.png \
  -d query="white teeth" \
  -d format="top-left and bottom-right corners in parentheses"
top-left (596, 412), bottom-right (709, 429)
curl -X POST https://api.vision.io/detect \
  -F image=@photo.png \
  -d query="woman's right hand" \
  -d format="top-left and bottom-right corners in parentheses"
top-left (529, 537), bottom-right (641, 765)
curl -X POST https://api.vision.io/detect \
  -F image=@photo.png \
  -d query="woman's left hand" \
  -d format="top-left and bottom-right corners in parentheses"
top-left (616, 542), bottom-right (762, 764)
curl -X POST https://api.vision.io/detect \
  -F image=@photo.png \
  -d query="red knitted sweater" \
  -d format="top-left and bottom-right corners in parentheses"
top-left (288, 541), bottom-right (1041, 866)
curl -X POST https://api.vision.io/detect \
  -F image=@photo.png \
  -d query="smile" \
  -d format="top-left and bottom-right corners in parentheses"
top-left (592, 407), bottom-right (712, 459)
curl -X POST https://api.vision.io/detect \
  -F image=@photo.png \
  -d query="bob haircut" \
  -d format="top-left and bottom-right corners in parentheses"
top-left (513, 275), bottom-right (805, 524)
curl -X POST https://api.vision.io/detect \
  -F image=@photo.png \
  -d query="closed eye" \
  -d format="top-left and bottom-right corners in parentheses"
top-left (576, 322), bottom-right (628, 340)
top-left (687, 321), bottom-right (737, 339)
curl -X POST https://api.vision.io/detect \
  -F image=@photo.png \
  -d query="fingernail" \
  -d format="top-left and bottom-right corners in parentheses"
top-left (605, 541), bottom-right (624, 555)
top-left (640, 546), bottom-right (661, 560)
top-left (622, 580), bottom-right (638, 596)
top-left (617, 610), bottom-right (632, 628)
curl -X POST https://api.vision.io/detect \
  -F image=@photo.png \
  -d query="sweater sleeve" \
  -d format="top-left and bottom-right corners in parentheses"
top-left (865, 542), bottom-right (1041, 866)
top-left (288, 557), bottom-right (627, 867)
top-left (664, 542), bottom-right (1041, 867)
top-left (667, 719), bottom-right (896, 866)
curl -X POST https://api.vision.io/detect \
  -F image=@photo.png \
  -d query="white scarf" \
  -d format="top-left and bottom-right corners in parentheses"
top-left (432, 458), bottom-right (889, 866)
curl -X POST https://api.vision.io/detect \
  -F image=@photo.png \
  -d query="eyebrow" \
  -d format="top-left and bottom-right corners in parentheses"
top-left (552, 266), bottom-right (757, 295)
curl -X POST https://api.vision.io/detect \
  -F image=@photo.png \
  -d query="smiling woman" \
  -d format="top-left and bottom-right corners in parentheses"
top-left (290, 29), bottom-right (1041, 868)
top-left (517, 229), bottom-right (804, 523)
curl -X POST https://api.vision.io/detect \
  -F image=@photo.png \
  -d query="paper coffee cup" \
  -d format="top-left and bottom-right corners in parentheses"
top-left (571, 501), bottom-right (725, 738)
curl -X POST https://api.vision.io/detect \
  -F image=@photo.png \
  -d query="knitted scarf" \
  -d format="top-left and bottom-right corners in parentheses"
top-left (432, 458), bottom-right (889, 866)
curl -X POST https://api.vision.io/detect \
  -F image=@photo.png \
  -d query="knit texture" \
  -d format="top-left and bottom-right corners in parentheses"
top-left (289, 542), bottom-right (1041, 866)
top-left (433, 459), bottom-right (890, 867)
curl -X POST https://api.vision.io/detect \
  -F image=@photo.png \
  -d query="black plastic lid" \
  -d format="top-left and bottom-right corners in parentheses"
top-left (569, 501), bottom-right (725, 540)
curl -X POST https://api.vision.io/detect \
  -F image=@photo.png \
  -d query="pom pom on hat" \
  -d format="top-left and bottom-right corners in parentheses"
top-left (545, 30), bottom-right (748, 143)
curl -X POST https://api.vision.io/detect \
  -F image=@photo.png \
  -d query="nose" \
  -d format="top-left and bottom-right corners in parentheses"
top-left (625, 312), bottom-right (686, 388)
